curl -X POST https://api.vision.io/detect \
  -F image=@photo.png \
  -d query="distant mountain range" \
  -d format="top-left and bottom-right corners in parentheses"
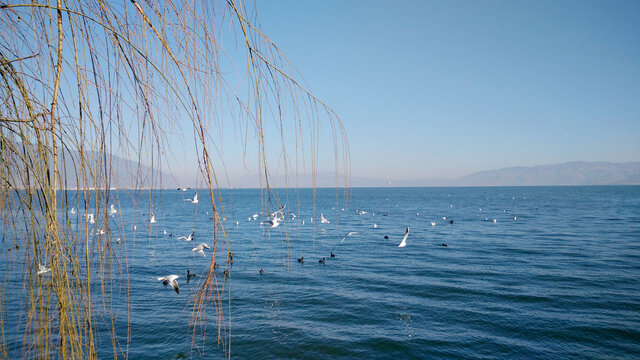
top-left (381, 161), bottom-right (640, 187)
top-left (10, 146), bottom-right (638, 189)
top-left (227, 161), bottom-right (640, 188)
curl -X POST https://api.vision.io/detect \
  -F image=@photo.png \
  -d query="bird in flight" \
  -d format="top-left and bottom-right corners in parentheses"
top-left (398, 227), bottom-right (409, 248)
top-left (185, 191), bottom-right (199, 204)
top-left (192, 243), bottom-right (210, 257)
top-left (178, 231), bottom-right (194, 242)
top-left (157, 275), bottom-right (180, 294)
top-left (341, 231), bottom-right (358, 243)
top-left (37, 263), bottom-right (51, 275)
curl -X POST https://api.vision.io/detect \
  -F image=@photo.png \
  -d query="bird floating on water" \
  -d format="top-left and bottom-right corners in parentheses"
top-left (259, 268), bottom-right (264, 275)
top-left (373, 223), bottom-right (378, 229)
top-left (70, 207), bottom-right (76, 215)
top-left (330, 252), bottom-right (336, 258)
top-left (398, 227), bottom-right (409, 248)
top-left (37, 263), bottom-right (51, 275)
top-left (298, 257), bottom-right (304, 263)
top-left (319, 257), bottom-right (326, 264)
top-left (430, 221), bottom-right (436, 227)
top-left (192, 243), bottom-right (210, 257)
top-left (157, 275), bottom-right (180, 294)
top-left (109, 204), bottom-right (117, 215)
top-left (187, 270), bottom-right (196, 281)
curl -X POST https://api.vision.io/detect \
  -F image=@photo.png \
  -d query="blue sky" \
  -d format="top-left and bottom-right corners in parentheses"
top-left (251, 0), bottom-right (640, 181)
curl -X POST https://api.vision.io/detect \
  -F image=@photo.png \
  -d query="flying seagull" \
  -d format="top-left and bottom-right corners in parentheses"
top-left (340, 231), bottom-right (358, 243)
top-left (262, 216), bottom-right (281, 228)
top-left (157, 275), bottom-right (180, 294)
top-left (270, 205), bottom-right (286, 217)
top-left (37, 263), bottom-right (51, 275)
top-left (320, 214), bottom-right (330, 224)
top-left (109, 204), bottom-right (117, 215)
top-left (192, 243), bottom-right (210, 257)
top-left (185, 191), bottom-right (199, 204)
top-left (150, 213), bottom-right (157, 224)
top-left (178, 231), bottom-right (194, 242)
top-left (398, 227), bottom-right (409, 248)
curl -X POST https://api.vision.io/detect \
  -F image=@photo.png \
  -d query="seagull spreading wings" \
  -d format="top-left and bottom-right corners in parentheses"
top-left (398, 227), bottom-right (410, 248)
top-left (192, 243), bottom-right (210, 257)
top-left (178, 231), bottom-right (194, 242)
top-left (341, 231), bottom-right (359, 243)
top-left (270, 204), bottom-right (286, 218)
top-left (261, 215), bottom-right (282, 228)
top-left (320, 214), bottom-right (330, 224)
top-left (185, 191), bottom-right (199, 204)
top-left (38, 263), bottom-right (51, 275)
top-left (157, 275), bottom-right (180, 294)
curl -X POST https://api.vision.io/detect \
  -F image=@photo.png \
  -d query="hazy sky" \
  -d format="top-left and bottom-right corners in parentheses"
top-left (252, 0), bottom-right (640, 180)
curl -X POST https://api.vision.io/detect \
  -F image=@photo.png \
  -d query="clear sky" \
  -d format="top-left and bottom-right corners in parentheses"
top-left (251, 0), bottom-right (640, 181)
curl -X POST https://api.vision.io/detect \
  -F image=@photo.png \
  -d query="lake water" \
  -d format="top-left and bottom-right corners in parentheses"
top-left (3, 186), bottom-right (640, 359)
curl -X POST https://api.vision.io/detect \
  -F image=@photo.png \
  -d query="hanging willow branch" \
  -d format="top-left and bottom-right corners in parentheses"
top-left (0, 0), bottom-right (349, 359)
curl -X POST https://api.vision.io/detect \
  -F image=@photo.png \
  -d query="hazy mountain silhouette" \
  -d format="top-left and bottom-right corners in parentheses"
top-left (382, 161), bottom-right (640, 187)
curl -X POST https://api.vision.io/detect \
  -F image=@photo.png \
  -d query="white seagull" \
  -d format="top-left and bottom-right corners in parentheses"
top-left (185, 191), bottom-right (199, 204)
top-left (157, 275), bottom-right (180, 294)
top-left (262, 216), bottom-right (281, 228)
top-left (178, 231), bottom-right (194, 242)
top-left (340, 231), bottom-right (359, 243)
top-left (430, 221), bottom-right (436, 227)
top-left (37, 263), bottom-right (51, 275)
top-left (192, 243), bottom-right (210, 257)
top-left (320, 214), bottom-right (330, 224)
top-left (109, 204), bottom-right (117, 215)
top-left (270, 205), bottom-right (286, 217)
top-left (70, 207), bottom-right (76, 215)
top-left (150, 213), bottom-right (156, 224)
top-left (398, 227), bottom-right (410, 248)
top-left (86, 213), bottom-right (95, 224)
top-left (373, 223), bottom-right (378, 229)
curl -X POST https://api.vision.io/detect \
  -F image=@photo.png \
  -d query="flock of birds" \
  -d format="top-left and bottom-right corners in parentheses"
top-left (36, 189), bottom-right (519, 296)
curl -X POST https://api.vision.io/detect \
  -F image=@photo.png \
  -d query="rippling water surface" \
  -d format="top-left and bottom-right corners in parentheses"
top-left (4, 186), bottom-right (640, 359)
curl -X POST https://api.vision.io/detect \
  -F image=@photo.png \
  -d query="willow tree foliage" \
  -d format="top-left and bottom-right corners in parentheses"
top-left (0, 1), bottom-right (348, 358)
